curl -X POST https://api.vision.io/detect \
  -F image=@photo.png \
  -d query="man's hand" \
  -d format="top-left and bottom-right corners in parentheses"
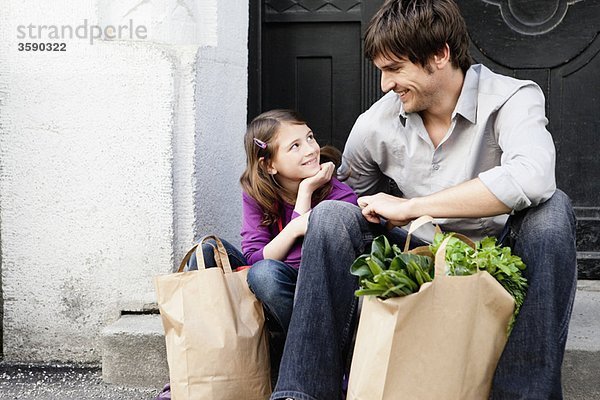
top-left (358, 192), bottom-right (415, 227)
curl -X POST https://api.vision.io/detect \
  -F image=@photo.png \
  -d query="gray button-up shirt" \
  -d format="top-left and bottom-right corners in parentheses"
top-left (340, 64), bottom-right (556, 241)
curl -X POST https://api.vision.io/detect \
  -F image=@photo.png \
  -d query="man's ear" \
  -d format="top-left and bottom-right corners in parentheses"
top-left (259, 157), bottom-right (277, 175)
top-left (432, 43), bottom-right (451, 69)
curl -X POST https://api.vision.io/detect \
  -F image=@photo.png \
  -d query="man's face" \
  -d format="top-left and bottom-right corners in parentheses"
top-left (373, 54), bottom-right (440, 114)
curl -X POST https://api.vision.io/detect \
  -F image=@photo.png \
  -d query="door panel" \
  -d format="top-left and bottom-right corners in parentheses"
top-left (262, 22), bottom-right (360, 149)
top-left (296, 56), bottom-right (333, 142)
top-left (249, 0), bottom-right (384, 149)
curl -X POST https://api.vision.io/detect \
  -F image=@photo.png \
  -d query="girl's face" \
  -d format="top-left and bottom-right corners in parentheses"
top-left (267, 122), bottom-right (321, 189)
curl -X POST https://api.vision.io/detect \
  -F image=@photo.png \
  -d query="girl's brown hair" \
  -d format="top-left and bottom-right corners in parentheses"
top-left (240, 109), bottom-right (342, 226)
top-left (365, 0), bottom-right (473, 73)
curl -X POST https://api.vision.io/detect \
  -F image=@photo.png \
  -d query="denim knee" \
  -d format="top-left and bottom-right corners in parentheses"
top-left (247, 259), bottom-right (295, 303)
top-left (185, 238), bottom-right (247, 271)
top-left (531, 189), bottom-right (574, 226)
top-left (310, 200), bottom-right (363, 227)
top-left (309, 200), bottom-right (377, 257)
top-left (185, 242), bottom-right (218, 271)
top-left (509, 189), bottom-right (576, 244)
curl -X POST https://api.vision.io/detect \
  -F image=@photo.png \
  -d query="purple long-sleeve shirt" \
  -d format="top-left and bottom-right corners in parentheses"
top-left (241, 178), bottom-right (358, 268)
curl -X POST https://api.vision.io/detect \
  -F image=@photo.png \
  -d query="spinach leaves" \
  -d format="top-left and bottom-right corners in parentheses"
top-left (350, 235), bottom-right (434, 299)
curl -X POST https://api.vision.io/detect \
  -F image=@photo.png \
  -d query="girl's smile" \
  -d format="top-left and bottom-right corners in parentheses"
top-left (302, 157), bottom-right (318, 166)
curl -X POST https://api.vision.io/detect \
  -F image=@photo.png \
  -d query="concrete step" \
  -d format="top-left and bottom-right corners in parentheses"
top-left (101, 314), bottom-right (168, 389)
top-left (101, 282), bottom-right (600, 396)
top-left (562, 280), bottom-right (600, 399)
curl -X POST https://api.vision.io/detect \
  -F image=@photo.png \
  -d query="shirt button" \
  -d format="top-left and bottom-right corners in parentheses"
top-left (432, 164), bottom-right (440, 171)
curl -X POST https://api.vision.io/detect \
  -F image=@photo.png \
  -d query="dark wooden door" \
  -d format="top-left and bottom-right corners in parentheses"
top-left (248, 0), bottom-right (384, 149)
top-left (249, 0), bottom-right (600, 278)
top-left (262, 22), bottom-right (360, 150)
top-left (458, 0), bottom-right (600, 278)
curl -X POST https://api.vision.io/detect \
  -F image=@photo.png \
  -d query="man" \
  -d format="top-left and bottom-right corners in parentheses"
top-left (270, 0), bottom-right (577, 399)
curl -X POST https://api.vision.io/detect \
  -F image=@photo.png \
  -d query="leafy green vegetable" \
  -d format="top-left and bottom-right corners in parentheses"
top-left (350, 236), bottom-right (434, 300)
top-left (430, 233), bottom-right (528, 334)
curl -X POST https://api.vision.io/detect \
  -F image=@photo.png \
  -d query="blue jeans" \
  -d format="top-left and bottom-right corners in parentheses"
top-left (187, 242), bottom-right (297, 334)
top-left (248, 259), bottom-right (299, 383)
top-left (271, 190), bottom-right (577, 400)
top-left (491, 190), bottom-right (577, 399)
top-left (184, 238), bottom-right (298, 334)
top-left (247, 259), bottom-right (298, 335)
top-left (183, 238), bottom-right (247, 271)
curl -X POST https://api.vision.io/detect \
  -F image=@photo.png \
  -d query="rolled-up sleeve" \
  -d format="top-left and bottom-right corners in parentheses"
top-left (478, 84), bottom-right (556, 211)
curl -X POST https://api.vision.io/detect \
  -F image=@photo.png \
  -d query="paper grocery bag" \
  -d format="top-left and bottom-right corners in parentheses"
top-left (154, 236), bottom-right (271, 400)
top-left (347, 233), bottom-right (515, 400)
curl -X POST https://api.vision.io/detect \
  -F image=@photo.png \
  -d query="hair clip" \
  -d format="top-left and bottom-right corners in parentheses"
top-left (253, 138), bottom-right (267, 149)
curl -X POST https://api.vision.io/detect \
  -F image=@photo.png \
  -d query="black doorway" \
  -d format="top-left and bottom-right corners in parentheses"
top-left (248, 0), bottom-right (384, 150)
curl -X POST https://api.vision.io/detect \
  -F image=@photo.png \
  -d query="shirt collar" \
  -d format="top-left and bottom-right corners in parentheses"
top-left (452, 65), bottom-right (479, 124)
top-left (397, 65), bottom-right (480, 125)
top-left (399, 101), bottom-right (408, 126)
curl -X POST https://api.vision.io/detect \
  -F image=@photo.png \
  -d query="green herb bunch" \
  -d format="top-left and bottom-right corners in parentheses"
top-left (350, 232), bottom-right (528, 334)
top-left (429, 233), bottom-right (528, 333)
top-left (350, 235), bottom-right (434, 299)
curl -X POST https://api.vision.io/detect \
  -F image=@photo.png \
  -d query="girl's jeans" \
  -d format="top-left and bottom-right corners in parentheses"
top-left (247, 260), bottom-right (299, 381)
top-left (247, 260), bottom-right (298, 335)
top-left (184, 238), bottom-right (247, 271)
top-left (271, 190), bottom-right (577, 400)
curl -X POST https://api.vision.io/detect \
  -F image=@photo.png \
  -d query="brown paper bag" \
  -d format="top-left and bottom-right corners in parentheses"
top-left (347, 221), bottom-right (515, 400)
top-left (153, 236), bottom-right (271, 400)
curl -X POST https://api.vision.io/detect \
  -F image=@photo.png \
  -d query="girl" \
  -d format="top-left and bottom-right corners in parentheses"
top-left (240, 109), bottom-right (358, 338)
top-left (185, 109), bottom-right (357, 376)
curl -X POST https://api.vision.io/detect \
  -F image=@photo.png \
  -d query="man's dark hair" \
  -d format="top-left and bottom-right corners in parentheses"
top-left (365, 0), bottom-right (473, 73)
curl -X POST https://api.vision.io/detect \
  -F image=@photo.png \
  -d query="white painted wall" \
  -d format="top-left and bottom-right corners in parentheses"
top-left (0, 0), bottom-right (247, 363)
top-left (194, 0), bottom-right (248, 246)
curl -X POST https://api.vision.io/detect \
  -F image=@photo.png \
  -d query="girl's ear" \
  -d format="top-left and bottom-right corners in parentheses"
top-left (259, 157), bottom-right (277, 175)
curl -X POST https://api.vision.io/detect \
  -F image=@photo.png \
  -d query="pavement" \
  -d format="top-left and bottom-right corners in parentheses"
top-left (0, 281), bottom-right (598, 400)
top-left (0, 363), bottom-right (159, 400)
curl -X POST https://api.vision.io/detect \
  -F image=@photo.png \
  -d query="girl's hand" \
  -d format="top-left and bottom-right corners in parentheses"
top-left (262, 211), bottom-right (311, 260)
top-left (287, 211), bottom-right (311, 238)
top-left (298, 162), bottom-right (335, 194)
top-left (295, 162), bottom-right (335, 215)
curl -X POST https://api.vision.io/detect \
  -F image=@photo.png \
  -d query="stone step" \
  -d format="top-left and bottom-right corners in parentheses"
top-left (562, 280), bottom-right (600, 399)
top-left (575, 208), bottom-right (600, 279)
top-left (101, 282), bottom-right (600, 396)
top-left (101, 314), bottom-right (168, 389)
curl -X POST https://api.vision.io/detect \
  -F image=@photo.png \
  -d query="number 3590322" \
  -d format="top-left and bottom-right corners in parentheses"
top-left (18, 43), bottom-right (66, 51)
